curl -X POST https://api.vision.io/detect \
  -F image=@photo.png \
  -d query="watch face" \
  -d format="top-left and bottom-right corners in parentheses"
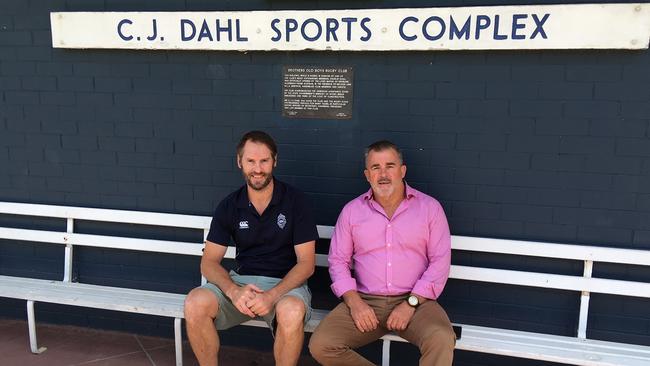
top-left (408, 295), bottom-right (418, 306)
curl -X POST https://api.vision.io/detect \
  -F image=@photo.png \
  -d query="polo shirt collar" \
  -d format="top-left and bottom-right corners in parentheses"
top-left (363, 181), bottom-right (417, 201)
top-left (236, 178), bottom-right (284, 209)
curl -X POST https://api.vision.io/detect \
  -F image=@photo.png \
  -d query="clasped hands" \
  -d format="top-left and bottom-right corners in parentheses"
top-left (227, 284), bottom-right (276, 318)
top-left (350, 299), bottom-right (415, 333)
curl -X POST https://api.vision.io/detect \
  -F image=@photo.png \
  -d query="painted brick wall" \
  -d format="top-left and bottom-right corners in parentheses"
top-left (1, 1), bottom-right (650, 365)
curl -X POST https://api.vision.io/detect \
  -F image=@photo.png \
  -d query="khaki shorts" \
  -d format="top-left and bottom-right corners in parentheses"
top-left (201, 271), bottom-right (312, 335)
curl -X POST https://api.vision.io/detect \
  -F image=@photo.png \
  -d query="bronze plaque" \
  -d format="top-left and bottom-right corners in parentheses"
top-left (282, 66), bottom-right (353, 119)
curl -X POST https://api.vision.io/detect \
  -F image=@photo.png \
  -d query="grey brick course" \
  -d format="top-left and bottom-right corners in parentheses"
top-left (173, 79), bottom-right (212, 95)
top-left (566, 65), bottom-right (622, 82)
top-left (15, 47), bottom-right (51, 62)
top-left (40, 91), bottom-right (75, 105)
top-left (486, 82), bottom-right (537, 100)
top-left (0, 31), bottom-right (31, 46)
top-left (95, 77), bottom-right (131, 92)
top-left (213, 79), bottom-right (252, 95)
top-left (539, 82), bottom-right (593, 100)
top-left (37, 62), bottom-right (73, 76)
top-left (0, 76), bottom-right (21, 90)
top-left (21, 76), bottom-right (56, 91)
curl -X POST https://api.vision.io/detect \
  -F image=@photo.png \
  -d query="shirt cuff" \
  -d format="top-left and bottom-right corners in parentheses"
top-left (412, 280), bottom-right (437, 300)
top-left (330, 278), bottom-right (357, 298)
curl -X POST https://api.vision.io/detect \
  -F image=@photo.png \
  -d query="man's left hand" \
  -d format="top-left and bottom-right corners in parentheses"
top-left (386, 301), bottom-right (416, 331)
top-left (247, 291), bottom-right (277, 317)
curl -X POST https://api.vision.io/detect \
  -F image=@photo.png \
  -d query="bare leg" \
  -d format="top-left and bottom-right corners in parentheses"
top-left (184, 288), bottom-right (220, 366)
top-left (273, 296), bottom-right (306, 366)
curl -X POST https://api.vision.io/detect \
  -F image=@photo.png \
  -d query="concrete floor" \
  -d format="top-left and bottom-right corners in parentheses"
top-left (0, 318), bottom-right (320, 366)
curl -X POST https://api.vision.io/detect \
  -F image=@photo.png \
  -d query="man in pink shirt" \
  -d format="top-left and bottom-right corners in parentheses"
top-left (309, 140), bottom-right (455, 366)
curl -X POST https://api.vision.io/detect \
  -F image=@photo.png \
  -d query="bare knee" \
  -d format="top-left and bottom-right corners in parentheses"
top-left (184, 288), bottom-right (219, 322)
top-left (275, 296), bottom-right (306, 331)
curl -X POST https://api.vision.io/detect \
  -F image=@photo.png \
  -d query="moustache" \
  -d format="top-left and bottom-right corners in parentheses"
top-left (378, 178), bottom-right (391, 184)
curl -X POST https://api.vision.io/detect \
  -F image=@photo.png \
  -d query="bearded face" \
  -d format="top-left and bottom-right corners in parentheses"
top-left (238, 141), bottom-right (276, 191)
top-left (364, 148), bottom-right (406, 200)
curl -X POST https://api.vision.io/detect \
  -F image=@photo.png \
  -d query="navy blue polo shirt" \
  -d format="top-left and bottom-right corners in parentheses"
top-left (206, 179), bottom-right (318, 278)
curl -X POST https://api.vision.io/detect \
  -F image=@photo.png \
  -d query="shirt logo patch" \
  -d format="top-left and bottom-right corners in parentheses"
top-left (239, 221), bottom-right (249, 229)
top-left (277, 213), bottom-right (287, 229)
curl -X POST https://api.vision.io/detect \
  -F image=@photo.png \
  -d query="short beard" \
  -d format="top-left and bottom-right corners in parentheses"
top-left (245, 173), bottom-right (273, 191)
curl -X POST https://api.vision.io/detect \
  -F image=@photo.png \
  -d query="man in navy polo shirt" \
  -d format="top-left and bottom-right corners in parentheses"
top-left (184, 130), bottom-right (318, 366)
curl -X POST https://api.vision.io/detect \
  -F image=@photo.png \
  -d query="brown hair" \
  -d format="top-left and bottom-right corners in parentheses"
top-left (364, 140), bottom-right (403, 164)
top-left (236, 130), bottom-right (278, 160)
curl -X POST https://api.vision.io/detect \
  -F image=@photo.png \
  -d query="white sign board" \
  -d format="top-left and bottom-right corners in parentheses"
top-left (51, 4), bottom-right (650, 51)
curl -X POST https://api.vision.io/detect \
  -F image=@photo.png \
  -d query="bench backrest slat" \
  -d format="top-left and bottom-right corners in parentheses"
top-left (4, 202), bottom-right (650, 265)
top-left (0, 227), bottom-right (204, 256)
top-left (452, 265), bottom-right (650, 298)
top-left (0, 202), bottom-right (211, 229)
top-left (453, 236), bottom-right (650, 266)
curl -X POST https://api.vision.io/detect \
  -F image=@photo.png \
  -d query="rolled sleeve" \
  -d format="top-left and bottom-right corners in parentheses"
top-left (328, 204), bottom-right (357, 298)
top-left (331, 277), bottom-right (358, 298)
top-left (412, 280), bottom-right (438, 300)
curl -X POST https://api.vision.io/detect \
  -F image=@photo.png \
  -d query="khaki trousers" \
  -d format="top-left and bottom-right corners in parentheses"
top-left (309, 293), bottom-right (455, 366)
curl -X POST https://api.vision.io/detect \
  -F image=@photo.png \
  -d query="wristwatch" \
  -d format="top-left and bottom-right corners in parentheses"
top-left (407, 295), bottom-right (420, 308)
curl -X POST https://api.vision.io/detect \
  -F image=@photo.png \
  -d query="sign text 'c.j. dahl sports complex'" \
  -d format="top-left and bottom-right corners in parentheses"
top-left (51, 4), bottom-right (650, 51)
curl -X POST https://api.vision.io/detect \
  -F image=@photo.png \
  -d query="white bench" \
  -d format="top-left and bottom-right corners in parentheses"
top-left (1, 201), bottom-right (650, 366)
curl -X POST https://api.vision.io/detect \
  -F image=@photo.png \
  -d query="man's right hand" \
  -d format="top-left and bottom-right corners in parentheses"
top-left (347, 295), bottom-right (379, 333)
top-left (226, 284), bottom-right (263, 318)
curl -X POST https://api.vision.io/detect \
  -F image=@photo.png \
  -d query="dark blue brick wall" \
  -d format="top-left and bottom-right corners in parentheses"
top-left (2, 1), bottom-right (650, 364)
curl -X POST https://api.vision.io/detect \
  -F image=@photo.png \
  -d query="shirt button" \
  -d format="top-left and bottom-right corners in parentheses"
top-left (388, 262), bottom-right (392, 266)
top-left (387, 224), bottom-right (391, 228)
top-left (388, 283), bottom-right (392, 286)
top-left (387, 243), bottom-right (391, 247)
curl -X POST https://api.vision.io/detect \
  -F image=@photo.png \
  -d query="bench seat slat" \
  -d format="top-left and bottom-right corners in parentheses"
top-left (456, 324), bottom-right (650, 366)
top-left (0, 275), bottom-right (185, 318)
top-left (2, 277), bottom-right (187, 304)
top-left (2, 280), bottom-right (650, 365)
top-left (460, 325), bottom-right (650, 357)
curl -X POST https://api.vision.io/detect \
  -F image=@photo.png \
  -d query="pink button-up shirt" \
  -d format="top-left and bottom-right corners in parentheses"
top-left (329, 184), bottom-right (451, 300)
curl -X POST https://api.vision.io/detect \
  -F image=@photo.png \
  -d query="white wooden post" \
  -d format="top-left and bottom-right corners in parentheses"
top-left (578, 260), bottom-right (594, 339)
top-left (63, 218), bottom-right (74, 282)
top-left (382, 339), bottom-right (391, 366)
top-left (174, 317), bottom-right (183, 366)
top-left (201, 229), bottom-right (208, 285)
top-left (27, 300), bottom-right (47, 354)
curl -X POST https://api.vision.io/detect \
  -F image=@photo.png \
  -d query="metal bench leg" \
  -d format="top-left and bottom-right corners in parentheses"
top-left (382, 339), bottom-right (391, 366)
top-left (174, 318), bottom-right (183, 366)
top-left (26, 300), bottom-right (47, 354)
